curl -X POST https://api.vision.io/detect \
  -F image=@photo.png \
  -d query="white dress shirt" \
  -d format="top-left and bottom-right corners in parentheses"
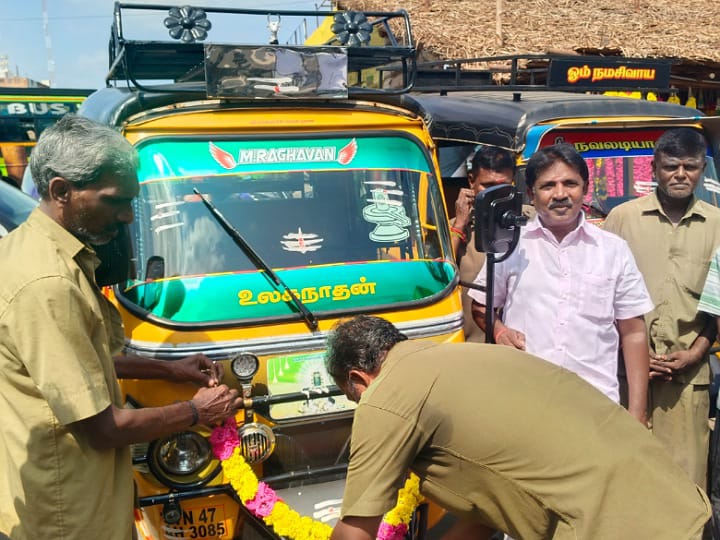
top-left (468, 214), bottom-right (653, 401)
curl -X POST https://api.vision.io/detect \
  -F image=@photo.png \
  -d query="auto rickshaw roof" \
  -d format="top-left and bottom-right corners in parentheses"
top-left (79, 83), bottom-right (428, 127)
top-left (396, 90), bottom-right (705, 152)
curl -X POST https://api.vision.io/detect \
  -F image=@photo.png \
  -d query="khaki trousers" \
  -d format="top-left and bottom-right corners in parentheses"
top-left (649, 380), bottom-right (710, 491)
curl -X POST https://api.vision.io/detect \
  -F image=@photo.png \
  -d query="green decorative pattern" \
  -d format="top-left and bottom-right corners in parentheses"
top-left (137, 136), bottom-right (431, 181)
top-left (124, 260), bottom-right (455, 323)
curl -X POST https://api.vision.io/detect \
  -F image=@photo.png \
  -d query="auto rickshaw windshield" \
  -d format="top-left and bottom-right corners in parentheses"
top-left (118, 134), bottom-right (455, 325)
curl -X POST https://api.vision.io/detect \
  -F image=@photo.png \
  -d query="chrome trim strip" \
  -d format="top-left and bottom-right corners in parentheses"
top-left (124, 311), bottom-right (463, 360)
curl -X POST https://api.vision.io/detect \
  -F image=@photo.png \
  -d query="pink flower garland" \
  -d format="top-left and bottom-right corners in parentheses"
top-left (209, 419), bottom-right (239, 460)
top-left (377, 521), bottom-right (409, 540)
top-left (245, 482), bottom-right (278, 518)
top-left (209, 417), bottom-right (422, 540)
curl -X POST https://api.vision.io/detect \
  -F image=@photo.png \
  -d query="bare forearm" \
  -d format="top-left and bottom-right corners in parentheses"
top-left (117, 353), bottom-right (222, 387)
top-left (73, 401), bottom-right (197, 450)
top-left (471, 300), bottom-right (489, 332)
top-left (451, 234), bottom-right (464, 261)
top-left (690, 316), bottom-right (717, 362)
top-left (71, 384), bottom-right (242, 450)
top-left (330, 516), bottom-right (382, 540)
top-left (114, 353), bottom-right (173, 379)
top-left (618, 317), bottom-right (649, 424)
top-left (622, 345), bottom-right (649, 424)
top-left (440, 519), bottom-right (495, 540)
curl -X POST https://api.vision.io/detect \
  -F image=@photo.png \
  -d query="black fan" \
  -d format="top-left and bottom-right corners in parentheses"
top-left (331, 11), bottom-right (373, 47)
top-left (164, 6), bottom-right (212, 43)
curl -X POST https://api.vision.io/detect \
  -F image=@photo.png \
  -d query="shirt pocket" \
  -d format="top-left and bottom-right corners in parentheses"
top-left (681, 256), bottom-right (712, 300)
top-left (581, 273), bottom-right (615, 321)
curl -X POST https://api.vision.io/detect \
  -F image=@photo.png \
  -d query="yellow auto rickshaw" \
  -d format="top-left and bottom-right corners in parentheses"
top-left (83, 3), bottom-right (462, 539)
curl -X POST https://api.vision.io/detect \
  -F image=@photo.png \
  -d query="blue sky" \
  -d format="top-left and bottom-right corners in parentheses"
top-left (0, 0), bottom-right (326, 89)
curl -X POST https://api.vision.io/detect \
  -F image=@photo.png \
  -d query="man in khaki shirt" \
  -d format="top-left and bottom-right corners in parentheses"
top-left (604, 127), bottom-right (720, 491)
top-left (325, 315), bottom-right (710, 540)
top-left (0, 115), bottom-right (243, 540)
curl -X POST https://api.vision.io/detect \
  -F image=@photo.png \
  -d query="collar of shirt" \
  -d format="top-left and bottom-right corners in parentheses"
top-left (26, 208), bottom-right (101, 280)
top-left (523, 212), bottom-right (599, 248)
top-left (638, 190), bottom-right (707, 222)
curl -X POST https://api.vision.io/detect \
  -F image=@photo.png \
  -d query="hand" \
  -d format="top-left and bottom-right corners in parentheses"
top-left (454, 188), bottom-right (474, 230)
top-left (170, 353), bottom-right (224, 387)
top-left (495, 326), bottom-right (526, 350)
top-left (649, 351), bottom-right (672, 381)
top-left (649, 350), bottom-right (699, 381)
top-left (191, 385), bottom-right (243, 425)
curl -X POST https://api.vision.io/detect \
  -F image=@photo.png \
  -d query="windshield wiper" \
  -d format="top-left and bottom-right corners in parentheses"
top-left (193, 188), bottom-right (319, 332)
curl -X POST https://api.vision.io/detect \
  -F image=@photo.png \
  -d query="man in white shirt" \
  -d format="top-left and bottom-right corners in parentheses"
top-left (468, 143), bottom-right (653, 424)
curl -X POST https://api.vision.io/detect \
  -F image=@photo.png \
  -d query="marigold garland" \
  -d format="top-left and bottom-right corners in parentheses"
top-left (209, 417), bottom-right (423, 540)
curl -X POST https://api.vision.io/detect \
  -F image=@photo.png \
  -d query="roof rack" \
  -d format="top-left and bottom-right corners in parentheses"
top-left (106, 2), bottom-right (417, 96)
top-left (411, 54), bottom-right (676, 94)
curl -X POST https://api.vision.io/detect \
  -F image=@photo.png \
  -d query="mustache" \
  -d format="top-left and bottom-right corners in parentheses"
top-left (548, 200), bottom-right (572, 210)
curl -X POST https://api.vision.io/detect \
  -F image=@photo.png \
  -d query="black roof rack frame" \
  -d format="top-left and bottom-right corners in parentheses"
top-left (106, 2), bottom-right (417, 96)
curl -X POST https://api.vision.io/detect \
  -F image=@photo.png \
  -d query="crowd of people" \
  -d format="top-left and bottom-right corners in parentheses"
top-left (460, 131), bottom-right (720, 495)
top-left (328, 129), bottom-right (720, 539)
top-left (1, 115), bottom-right (719, 540)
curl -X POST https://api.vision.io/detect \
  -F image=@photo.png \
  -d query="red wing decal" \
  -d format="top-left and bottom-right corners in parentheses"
top-left (209, 141), bottom-right (237, 170)
top-left (337, 138), bottom-right (358, 165)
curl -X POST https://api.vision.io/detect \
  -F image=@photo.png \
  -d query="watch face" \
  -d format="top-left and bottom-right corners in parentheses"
top-left (231, 352), bottom-right (259, 380)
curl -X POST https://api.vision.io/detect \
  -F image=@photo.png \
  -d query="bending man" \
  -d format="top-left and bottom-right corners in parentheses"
top-left (327, 315), bottom-right (709, 540)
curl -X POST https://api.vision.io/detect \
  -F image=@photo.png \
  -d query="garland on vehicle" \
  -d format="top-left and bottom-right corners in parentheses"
top-left (210, 417), bottom-right (423, 540)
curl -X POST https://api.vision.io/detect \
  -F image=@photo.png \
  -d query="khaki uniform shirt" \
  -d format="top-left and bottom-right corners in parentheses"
top-left (342, 340), bottom-right (710, 539)
top-left (453, 221), bottom-right (487, 342)
top-left (0, 209), bottom-right (133, 540)
top-left (604, 192), bottom-right (720, 384)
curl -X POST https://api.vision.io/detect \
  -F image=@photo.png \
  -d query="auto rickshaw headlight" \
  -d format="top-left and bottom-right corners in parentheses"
top-left (156, 431), bottom-right (211, 476)
top-left (146, 431), bottom-right (221, 489)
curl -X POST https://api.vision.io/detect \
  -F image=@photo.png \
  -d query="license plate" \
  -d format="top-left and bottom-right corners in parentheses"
top-left (162, 504), bottom-right (229, 539)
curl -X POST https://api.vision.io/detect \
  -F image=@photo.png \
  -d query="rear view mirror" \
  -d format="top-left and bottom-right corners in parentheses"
top-left (472, 184), bottom-right (527, 344)
top-left (146, 256), bottom-right (165, 281)
top-left (474, 184), bottom-right (527, 257)
top-left (142, 256), bottom-right (165, 310)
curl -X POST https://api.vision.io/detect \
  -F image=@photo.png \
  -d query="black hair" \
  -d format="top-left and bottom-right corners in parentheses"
top-left (470, 146), bottom-right (515, 175)
top-left (325, 315), bottom-right (407, 382)
top-left (525, 143), bottom-right (588, 190)
top-left (653, 128), bottom-right (706, 159)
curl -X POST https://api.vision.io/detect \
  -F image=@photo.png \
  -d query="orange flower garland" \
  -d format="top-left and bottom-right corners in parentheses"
top-left (210, 417), bottom-right (423, 540)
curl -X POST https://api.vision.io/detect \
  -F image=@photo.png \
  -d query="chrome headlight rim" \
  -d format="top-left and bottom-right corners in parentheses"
top-left (230, 351), bottom-right (260, 381)
top-left (147, 431), bottom-right (222, 489)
